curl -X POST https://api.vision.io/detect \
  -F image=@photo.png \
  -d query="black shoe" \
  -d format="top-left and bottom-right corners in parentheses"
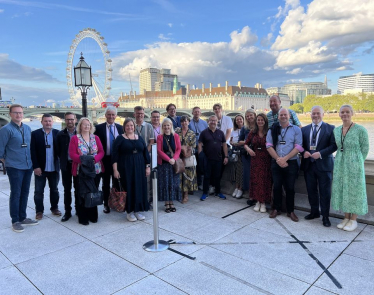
top-left (322, 216), bottom-right (331, 227)
top-left (79, 221), bottom-right (89, 226)
top-left (304, 213), bottom-right (320, 220)
top-left (247, 199), bottom-right (256, 206)
top-left (61, 213), bottom-right (72, 222)
top-left (103, 206), bottom-right (110, 214)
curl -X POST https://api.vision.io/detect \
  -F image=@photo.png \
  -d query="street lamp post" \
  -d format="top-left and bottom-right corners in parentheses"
top-left (74, 53), bottom-right (92, 117)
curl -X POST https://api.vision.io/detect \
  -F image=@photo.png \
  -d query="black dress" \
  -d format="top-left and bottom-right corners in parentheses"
top-left (112, 135), bottom-right (150, 213)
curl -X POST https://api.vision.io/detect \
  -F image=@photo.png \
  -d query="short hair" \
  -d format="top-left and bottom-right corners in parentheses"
top-left (311, 105), bottom-right (324, 113)
top-left (64, 112), bottom-right (76, 118)
top-left (269, 95), bottom-right (281, 102)
top-left (134, 106), bottom-right (144, 112)
top-left (253, 113), bottom-right (269, 134)
top-left (192, 106), bottom-right (200, 112)
top-left (278, 108), bottom-right (290, 116)
top-left (208, 115), bottom-right (218, 121)
top-left (340, 104), bottom-right (354, 115)
top-left (9, 104), bottom-right (23, 113)
top-left (233, 114), bottom-right (244, 131)
top-left (244, 108), bottom-right (257, 129)
top-left (105, 106), bottom-right (117, 115)
top-left (180, 115), bottom-right (190, 123)
top-left (41, 114), bottom-right (53, 120)
top-left (213, 103), bottom-right (222, 110)
top-left (166, 103), bottom-right (176, 111)
top-left (160, 118), bottom-right (175, 135)
top-left (151, 110), bottom-right (160, 116)
top-left (76, 117), bottom-right (95, 134)
top-left (122, 117), bottom-right (136, 131)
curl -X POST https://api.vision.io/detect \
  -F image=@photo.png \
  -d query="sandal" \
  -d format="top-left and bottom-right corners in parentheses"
top-left (165, 204), bottom-right (171, 213)
top-left (170, 204), bottom-right (176, 212)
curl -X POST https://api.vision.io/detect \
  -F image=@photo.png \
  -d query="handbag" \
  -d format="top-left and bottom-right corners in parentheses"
top-left (109, 179), bottom-right (127, 212)
top-left (84, 191), bottom-right (103, 208)
top-left (165, 136), bottom-right (185, 174)
top-left (184, 155), bottom-right (197, 167)
top-left (181, 145), bottom-right (192, 158)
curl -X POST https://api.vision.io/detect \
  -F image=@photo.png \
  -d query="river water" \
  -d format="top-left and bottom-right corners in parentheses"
top-left (24, 119), bottom-right (374, 160)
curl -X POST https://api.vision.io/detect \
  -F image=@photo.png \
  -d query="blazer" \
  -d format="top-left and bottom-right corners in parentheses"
top-left (157, 133), bottom-right (181, 165)
top-left (30, 128), bottom-right (60, 172)
top-left (94, 122), bottom-right (124, 155)
top-left (56, 128), bottom-right (76, 172)
top-left (301, 122), bottom-right (337, 172)
top-left (68, 135), bottom-right (105, 176)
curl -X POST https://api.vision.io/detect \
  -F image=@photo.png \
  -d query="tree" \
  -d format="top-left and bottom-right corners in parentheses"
top-left (289, 103), bottom-right (304, 114)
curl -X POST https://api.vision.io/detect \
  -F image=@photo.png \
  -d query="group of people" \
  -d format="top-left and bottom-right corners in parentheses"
top-left (0, 96), bottom-right (369, 233)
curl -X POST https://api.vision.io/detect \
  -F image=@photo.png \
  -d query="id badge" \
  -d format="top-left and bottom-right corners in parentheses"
top-left (133, 149), bottom-right (138, 154)
top-left (21, 144), bottom-right (28, 148)
top-left (213, 141), bottom-right (217, 144)
top-left (45, 145), bottom-right (51, 148)
top-left (279, 141), bottom-right (286, 145)
top-left (257, 147), bottom-right (262, 150)
top-left (310, 145), bottom-right (316, 151)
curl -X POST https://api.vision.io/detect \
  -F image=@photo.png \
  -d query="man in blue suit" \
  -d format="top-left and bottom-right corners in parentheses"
top-left (30, 114), bottom-right (61, 220)
top-left (301, 106), bottom-right (337, 227)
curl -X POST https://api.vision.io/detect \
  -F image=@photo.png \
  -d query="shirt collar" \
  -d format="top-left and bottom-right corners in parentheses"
top-left (313, 121), bottom-right (323, 128)
top-left (106, 122), bottom-right (114, 127)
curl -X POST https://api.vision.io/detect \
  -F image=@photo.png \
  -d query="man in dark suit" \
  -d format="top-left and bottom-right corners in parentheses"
top-left (56, 112), bottom-right (78, 222)
top-left (301, 106), bottom-right (337, 227)
top-left (30, 114), bottom-right (60, 220)
top-left (94, 106), bottom-right (124, 213)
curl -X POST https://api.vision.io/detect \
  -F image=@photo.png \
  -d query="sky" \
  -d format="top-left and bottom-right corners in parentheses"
top-left (0, 0), bottom-right (374, 106)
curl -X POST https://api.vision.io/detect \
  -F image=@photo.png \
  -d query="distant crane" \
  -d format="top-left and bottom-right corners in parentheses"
top-left (129, 73), bottom-right (134, 100)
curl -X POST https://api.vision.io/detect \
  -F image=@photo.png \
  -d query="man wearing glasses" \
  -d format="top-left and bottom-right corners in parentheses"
top-left (134, 106), bottom-right (154, 152)
top-left (0, 104), bottom-right (38, 232)
top-left (166, 103), bottom-right (181, 129)
top-left (56, 112), bottom-right (79, 222)
top-left (151, 110), bottom-right (161, 140)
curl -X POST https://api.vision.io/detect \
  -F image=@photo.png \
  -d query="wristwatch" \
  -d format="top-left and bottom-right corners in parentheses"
top-left (146, 164), bottom-right (151, 168)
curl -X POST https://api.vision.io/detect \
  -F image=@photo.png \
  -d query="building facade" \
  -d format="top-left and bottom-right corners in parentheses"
top-left (139, 68), bottom-right (180, 94)
top-left (338, 73), bottom-right (374, 94)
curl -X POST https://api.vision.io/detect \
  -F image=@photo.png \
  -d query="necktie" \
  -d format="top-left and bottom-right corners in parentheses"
top-left (109, 125), bottom-right (115, 154)
top-left (312, 125), bottom-right (318, 146)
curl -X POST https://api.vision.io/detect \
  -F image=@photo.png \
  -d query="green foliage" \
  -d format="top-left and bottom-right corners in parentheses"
top-left (289, 103), bottom-right (304, 113)
top-left (300, 93), bottom-right (374, 113)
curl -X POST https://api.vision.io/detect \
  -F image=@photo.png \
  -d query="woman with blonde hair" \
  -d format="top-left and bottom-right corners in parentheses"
top-left (69, 117), bottom-right (104, 225)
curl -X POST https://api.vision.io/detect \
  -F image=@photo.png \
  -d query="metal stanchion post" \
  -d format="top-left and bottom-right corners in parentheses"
top-left (143, 144), bottom-right (169, 252)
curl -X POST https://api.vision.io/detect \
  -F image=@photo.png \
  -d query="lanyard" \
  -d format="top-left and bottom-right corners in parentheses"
top-left (340, 123), bottom-right (353, 152)
top-left (311, 125), bottom-right (322, 144)
top-left (136, 124), bottom-right (143, 136)
top-left (193, 120), bottom-right (200, 134)
top-left (45, 132), bottom-right (51, 146)
top-left (153, 126), bottom-right (160, 135)
top-left (280, 126), bottom-right (290, 142)
top-left (18, 125), bottom-right (25, 144)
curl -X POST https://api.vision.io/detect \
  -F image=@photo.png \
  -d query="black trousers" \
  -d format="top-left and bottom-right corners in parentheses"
top-left (304, 163), bottom-right (332, 217)
top-left (195, 151), bottom-right (203, 186)
top-left (61, 161), bottom-right (79, 214)
top-left (203, 159), bottom-right (222, 195)
top-left (100, 155), bottom-right (114, 206)
top-left (271, 159), bottom-right (299, 213)
top-left (77, 174), bottom-right (101, 224)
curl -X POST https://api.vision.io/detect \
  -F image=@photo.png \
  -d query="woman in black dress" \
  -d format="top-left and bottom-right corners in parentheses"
top-left (112, 118), bottom-right (151, 222)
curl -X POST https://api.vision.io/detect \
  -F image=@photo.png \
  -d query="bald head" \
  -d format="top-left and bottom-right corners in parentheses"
top-left (278, 108), bottom-right (290, 126)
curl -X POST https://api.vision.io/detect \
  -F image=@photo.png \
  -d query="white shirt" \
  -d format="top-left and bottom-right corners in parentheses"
top-left (106, 123), bottom-right (119, 155)
top-left (309, 121), bottom-right (323, 146)
top-left (231, 129), bottom-right (240, 143)
top-left (217, 115), bottom-right (233, 144)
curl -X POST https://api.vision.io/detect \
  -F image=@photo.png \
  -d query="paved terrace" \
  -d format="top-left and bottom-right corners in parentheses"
top-left (0, 174), bottom-right (373, 295)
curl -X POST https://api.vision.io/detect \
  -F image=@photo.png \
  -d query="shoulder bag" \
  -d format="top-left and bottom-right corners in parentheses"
top-left (84, 191), bottom-right (103, 208)
top-left (165, 136), bottom-right (185, 174)
top-left (109, 179), bottom-right (127, 212)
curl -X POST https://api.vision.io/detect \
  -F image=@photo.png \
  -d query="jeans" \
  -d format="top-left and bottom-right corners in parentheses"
top-left (61, 161), bottom-right (79, 214)
top-left (34, 171), bottom-right (60, 213)
top-left (203, 159), bottom-right (222, 194)
top-left (7, 167), bottom-right (33, 224)
top-left (271, 159), bottom-right (299, 213)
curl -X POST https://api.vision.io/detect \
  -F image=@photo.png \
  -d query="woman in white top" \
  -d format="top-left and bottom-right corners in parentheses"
top-left (230, 114), bottom-right (245, 198)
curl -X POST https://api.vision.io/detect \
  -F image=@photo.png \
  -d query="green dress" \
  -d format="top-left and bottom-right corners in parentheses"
top-left (175, 128), bottom-right (198, 192)
top-left (331, 124), bottom-right (369, 215)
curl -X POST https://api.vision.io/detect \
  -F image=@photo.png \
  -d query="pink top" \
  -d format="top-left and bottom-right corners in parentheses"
top-left (157, 133), bottom-right (181, 165)
top-left (69, 135), bottom-right (105, 176)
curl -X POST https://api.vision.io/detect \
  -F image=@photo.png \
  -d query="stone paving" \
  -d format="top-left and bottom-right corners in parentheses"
top-left (0, 174), bottom-right (373, 295)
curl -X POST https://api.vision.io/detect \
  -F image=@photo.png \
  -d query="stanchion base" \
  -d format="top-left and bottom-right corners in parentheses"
top-left (143, 240), bottom-right (170, 252)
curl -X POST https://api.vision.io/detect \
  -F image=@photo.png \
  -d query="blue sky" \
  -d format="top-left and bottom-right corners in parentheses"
top-left (0, 0), bottom-right (374, 106)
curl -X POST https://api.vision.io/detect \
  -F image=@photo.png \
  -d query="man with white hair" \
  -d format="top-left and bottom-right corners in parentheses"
top-left (94, 106), bottom-right (124, 213)
top-left (301, 106), bottom-right (336, 227)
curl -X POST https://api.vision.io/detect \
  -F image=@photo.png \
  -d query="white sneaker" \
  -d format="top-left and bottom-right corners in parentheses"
top-left (337, 218), bottom-right (350, 229)
top-left (260, 203), bottom-right (267, 213)
top-left (209, 186), bottom-right (215, 195)
top-left (253, 202), bottom-right (260, 212)
top-left (134, 212), bottom-right (145, 221)
top-left (343, 220), bottom-right (358, 231)
top-left (235, 190), bottom-right (243, 199)
top-left (232, 188), bottom-right (238, 197)
top-left (127, 212), bottom-right (137, 222)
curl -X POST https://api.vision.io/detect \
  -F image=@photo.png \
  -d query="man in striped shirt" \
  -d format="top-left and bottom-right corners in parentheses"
top-left (267, 95), bottom-right (301, 128)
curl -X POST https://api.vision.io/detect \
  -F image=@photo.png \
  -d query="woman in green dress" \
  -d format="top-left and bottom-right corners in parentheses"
top-left (332, 105), bottom-right (369, 231)
top-left (175, 116), bottom-right (198, 203)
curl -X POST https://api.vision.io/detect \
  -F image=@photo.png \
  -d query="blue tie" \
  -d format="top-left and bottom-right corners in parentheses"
top-left (109, 125), bottom-right (115, 154)
top-left (312, 125), bottom-right (318, 146)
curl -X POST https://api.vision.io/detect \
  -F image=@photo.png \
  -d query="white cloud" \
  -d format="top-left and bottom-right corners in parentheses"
top-left (168, 23), bottom-right (172, 28)
top-left (286, 68), bottom-right (303, 75)
top-left (229, 26), bottom-right (258, 52)
top-left (260, 33), bottom-right (273, 47)
top-left (158, 33), bottom-right (170, 40)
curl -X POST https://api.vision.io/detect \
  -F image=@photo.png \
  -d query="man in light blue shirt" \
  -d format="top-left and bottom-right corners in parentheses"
top-left (0, 104), bottom-right (37, 232)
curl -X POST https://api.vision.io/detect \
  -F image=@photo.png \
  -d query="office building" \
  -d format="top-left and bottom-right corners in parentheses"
top-left (139, 68), bottom-right (180, 94)
top-left (338, 73), bottom-right (374, 94)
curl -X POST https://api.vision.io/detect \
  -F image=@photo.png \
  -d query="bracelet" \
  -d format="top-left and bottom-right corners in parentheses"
top-left (146, 165), bottom-right (151, 168)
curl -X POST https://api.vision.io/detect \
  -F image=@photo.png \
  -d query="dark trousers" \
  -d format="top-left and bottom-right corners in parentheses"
top-left (203, 159), bottom-right (222, 195)
top-left (271, 159), bottom-right (299, 213)
top-left (77, 174), bottom-right (101, 224)
top-left (7, 167), bottom-right (33, 224)
top-left (34, 171), bottom-right (60, 213)
top-left (100, 155), bottom-right (114, 206)
top-left (195, 151), bottom-right (203, 186)
top-left (61, 162), bottom-right (79, 214)
top-left (304, 163), bottom-right (332, 217)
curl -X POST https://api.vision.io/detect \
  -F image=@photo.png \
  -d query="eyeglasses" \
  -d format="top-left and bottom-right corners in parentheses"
top-left (82, 124), bottom-right (91, 127)
top-left (152, 116), bottom-right (160, 119)
top-left (11, 112), bottom-right (23, 115)
top-left (65, 119), bottom-right (75, 121)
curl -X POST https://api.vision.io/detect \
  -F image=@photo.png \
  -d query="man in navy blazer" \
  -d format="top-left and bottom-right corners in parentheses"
top-left (301, 106), bottom-right (337, 227)
top-left (94, 106), bottom-right (124, 213)
top-left (30, 114), bottom-right (61, 220)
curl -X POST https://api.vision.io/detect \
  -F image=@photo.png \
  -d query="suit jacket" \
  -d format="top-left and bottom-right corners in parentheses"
top-left (56, 127), bottom-right (76, 172)
top-left (301, 122), bottom-right (337, 172)
top-left (94, 122), bottom-right (124, 156)
top-left (30, 128), bottom-right (60, 172)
